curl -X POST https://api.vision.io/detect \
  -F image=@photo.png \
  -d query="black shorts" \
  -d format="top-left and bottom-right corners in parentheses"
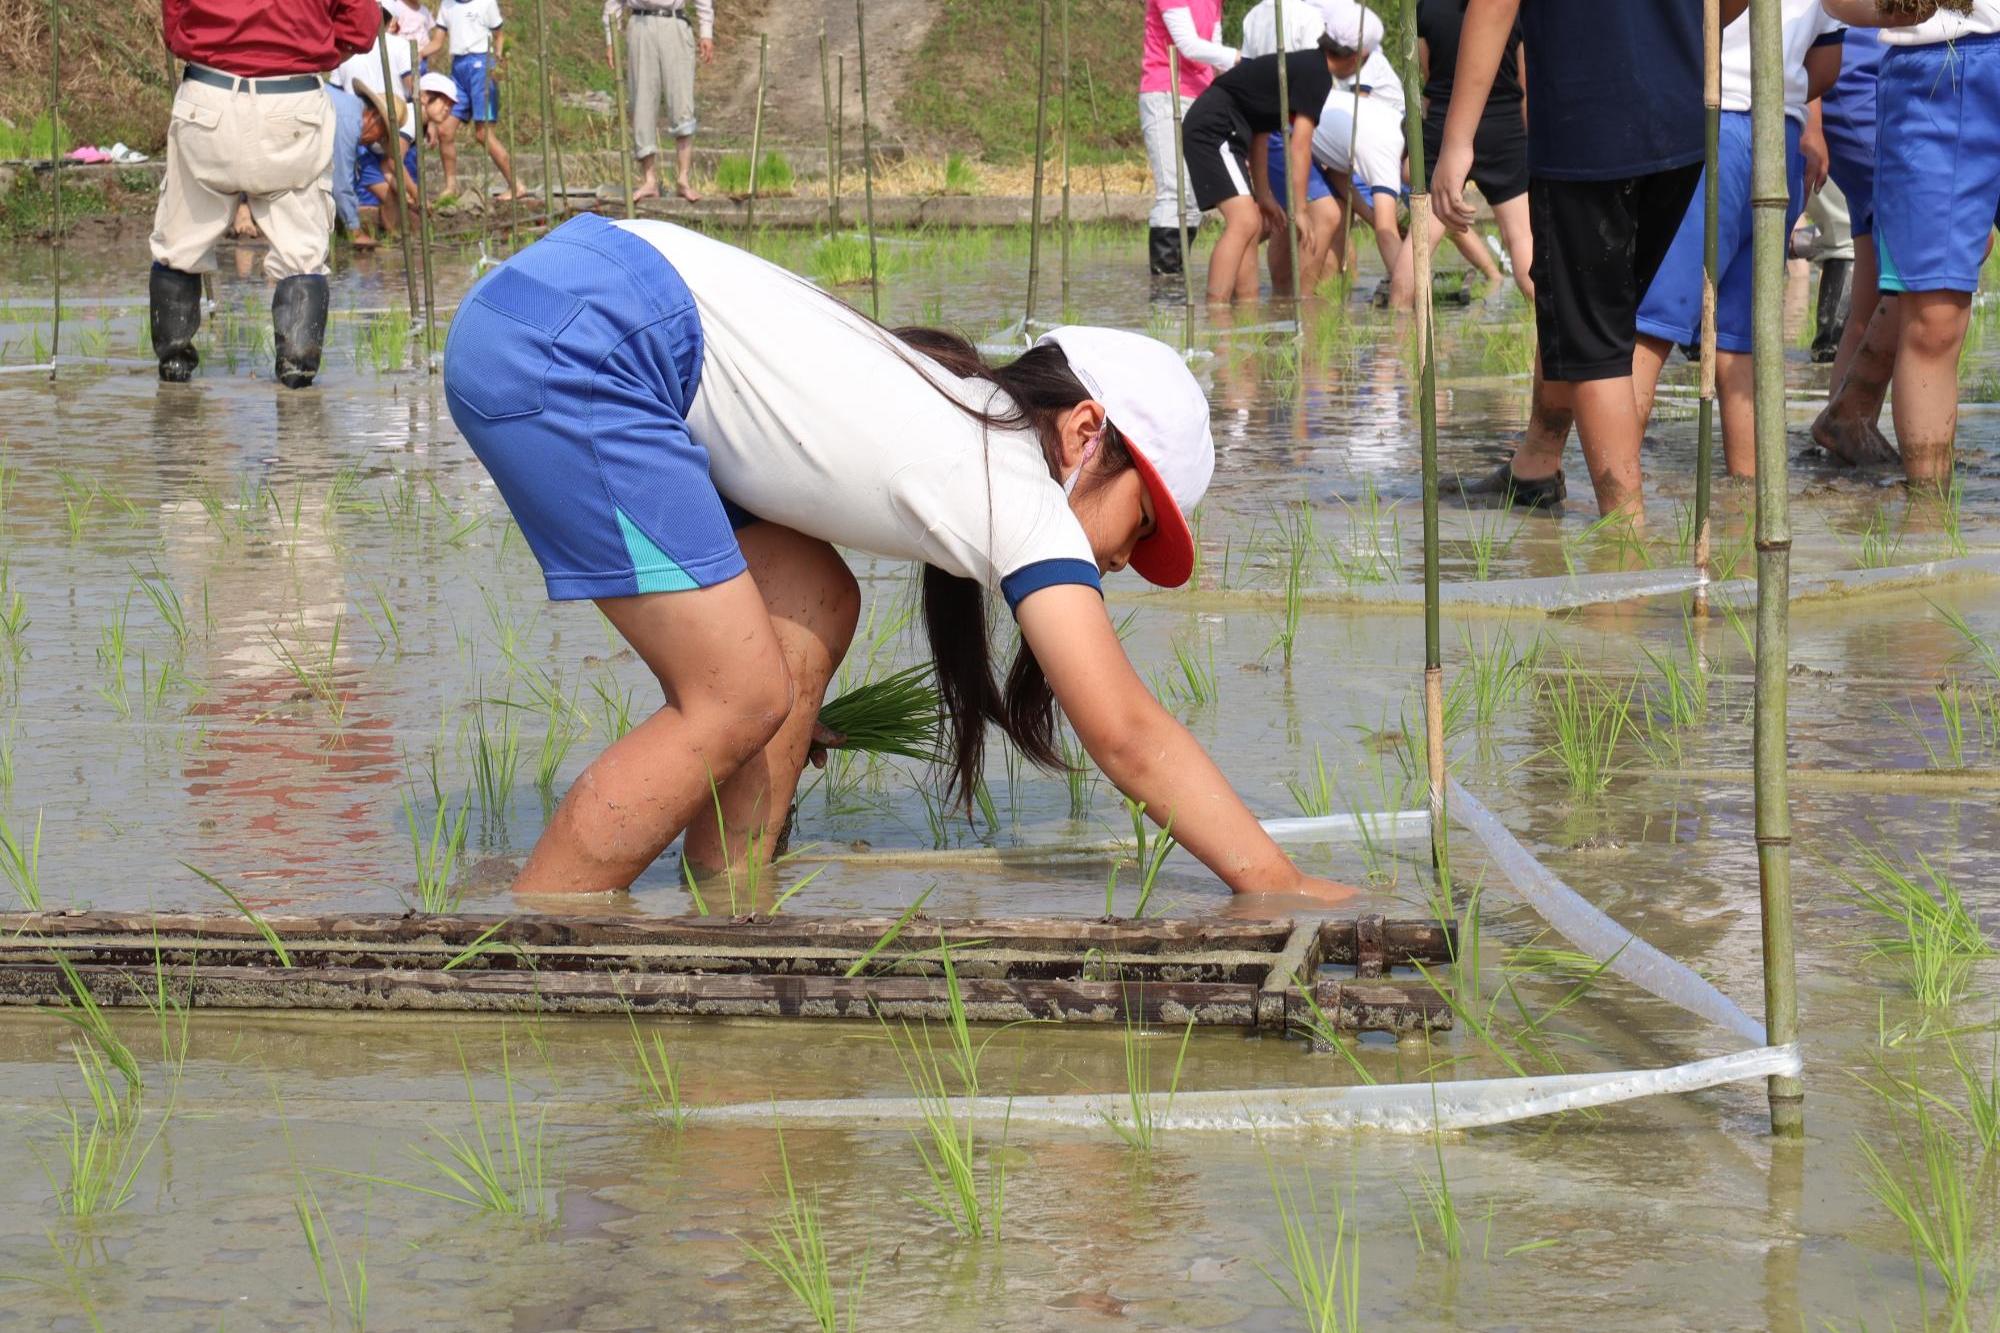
top-left (1423, 112), bottom-right (1529, 207)
top-left (1182, 100), bottom-right (1254, 211)
top-left (1528, 163), bottom-right (1702, 382)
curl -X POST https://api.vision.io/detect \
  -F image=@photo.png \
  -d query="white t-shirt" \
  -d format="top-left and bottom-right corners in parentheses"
top-left (1720, 0), bottom-right (1844, 122)
top-left (1338, 48), bottom-right (1405, 118)
top-left (615, 221), bottom-right (1101, 608)
top-left (438, 0), bottom-right (504, 55)
top-left (386, 1), bottom-right (436, 41)
top-left (330, 36), bottom-right (413, 93)
top-left (1881, 0), bottom-right (1998, 44)
top-left (1240, 0), bottom-right (1329, 59)
top-left (1312, 92), bottom-right (1403, 194)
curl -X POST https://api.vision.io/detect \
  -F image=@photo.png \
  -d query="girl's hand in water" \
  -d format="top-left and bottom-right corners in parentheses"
top-left (1287, 873), bottom-right (1361, 905)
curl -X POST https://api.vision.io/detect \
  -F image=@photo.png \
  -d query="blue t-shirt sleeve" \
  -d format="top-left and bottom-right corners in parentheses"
top-left (1000, 558), bottom-right (1102, 614)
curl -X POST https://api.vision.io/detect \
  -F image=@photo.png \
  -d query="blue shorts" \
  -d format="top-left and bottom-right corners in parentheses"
top-left (1267, 135), bottom-right (1334, 209)
top-left (1636, 112), bottom-right (1804, 356)
top-left (356, 141), bottom-right (419, 193)
top-left (1822, 30), bottom-right (1880, 236)
top-left (453, 52), bottom-right (499, 123)
top-left (1876, 32), bottom-right (2000, 294)
top-left (444, 213), bottom-right (751, 600)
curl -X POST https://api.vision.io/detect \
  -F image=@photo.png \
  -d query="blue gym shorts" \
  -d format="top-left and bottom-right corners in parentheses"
top-left (444, 213), bottom-right (752, 601)
top-left (1267, 135), bottom-right (1335, 209)
top-left (1822, 107), bottom-right (1875, 238)
top-left (1876, 32), bottom-right (2000, 294)
top-left (452, 52), bottom-right (499, 123)
top-left (1636, 112), bottom-right (1804, 356)
top-left (355, 140), bottom-right (420, 193)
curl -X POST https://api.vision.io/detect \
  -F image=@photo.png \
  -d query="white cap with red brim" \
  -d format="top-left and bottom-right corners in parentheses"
top-left (1034, 325), bottom-right (1215, 590)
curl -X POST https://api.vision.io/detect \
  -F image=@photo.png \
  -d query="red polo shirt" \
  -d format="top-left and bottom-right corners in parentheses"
top-left (164, 0), bottom-right (382, 78)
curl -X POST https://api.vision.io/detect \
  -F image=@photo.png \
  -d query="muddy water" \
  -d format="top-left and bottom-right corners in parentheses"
top-left (0, 228), bottom-right (1994, 1329)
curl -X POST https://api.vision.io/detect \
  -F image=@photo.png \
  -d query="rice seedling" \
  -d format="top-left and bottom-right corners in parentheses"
top-left (1857, 1096), bottom-right (1988, 1326)
top-left (1101, 1007), bottom-right (1194, 1152)
top-left (1457, 500), bottom-right (1522, 581)
top-left (1852, 502), bottom-right (1909, 570)
top-left (95, 597), bottom-right (132, 718)
top-left (714, 150), bottom-right (795, 195)
top-left (1405, 1070), bottom-right (1466, 1260)
top-left (817, 663), bottom-right (940, 761)
top-left (1287, 745), bottom-right (1338, 817)
top-left (1840, 841), bottom-right (1992, 1010)
top-left (626, 1009), bottom-right (694, 1132)
top-left (1269, 502), bottom-right (1314, 667)
top-left (1636, 619), bottom-right (1711, 764)
top-left (740, 1124), bottom-right (867, 1333)
top-left (1538, 664), bottom-right (1633, 798)
top-left (1458, 625), bottom-right (1541, 731)
top-left (1256, 1147), bottom-right (1362, 1333)
top-left (806, 233), bottom-right (877, 288)
top-left (1891, 678), bottom-right (1975, 770)
top-left (363, 1038), bottom-right (552, 1219)
top-left (468, 688), bottom-right (524, 820)
top-left (1122, 797), bottom-right (1177, 919)
top-left (880, 942), bottom-right (1009, 1241)
top-left (403, 781), bottom-right (472, 913)
top-left (1933, 600), bottom-right (2000, 686)
top-left (590, 677), bottom-right (637, 742)
top-left (0, 806), bottom-right (42, 909)
top-left (182, 863), bottom-right (293, 966)
top-left (0, 567), bottom-right (28, 669)
top-left (352, 583), bottom-right (404, 657)
top-left (1165, 631), bottom-right (1219, 707)
top-left (39, 1038), bottom-right (165, 1220)
top-left (295, 1171), bottom-right (370, 1331)
top-left (267, 615), bottom-right (347, 726)
top-left (843, 885), bottom-right (935, 979)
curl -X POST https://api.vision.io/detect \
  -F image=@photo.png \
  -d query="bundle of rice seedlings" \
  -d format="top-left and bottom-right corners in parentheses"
top-left (1876, 0), bottom-right (1973, 15)
top-left (817, 664), bottom-right (941, 762)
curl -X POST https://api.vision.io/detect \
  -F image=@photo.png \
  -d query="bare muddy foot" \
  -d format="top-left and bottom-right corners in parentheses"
top-left (632, 182), bottom-right (661, 202)
top-left (677, 183), bottom-right (702, 203)
top-left (1811, 409), bottom-right (1899, 467)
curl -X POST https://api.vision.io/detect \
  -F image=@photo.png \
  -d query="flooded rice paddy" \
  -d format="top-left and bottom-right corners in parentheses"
top-left (0, 224), bottom-right (1995, 1329)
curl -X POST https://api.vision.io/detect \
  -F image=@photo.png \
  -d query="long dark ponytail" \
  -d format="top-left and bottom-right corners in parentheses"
top-left (887, 327), bottom-right (1132, 812)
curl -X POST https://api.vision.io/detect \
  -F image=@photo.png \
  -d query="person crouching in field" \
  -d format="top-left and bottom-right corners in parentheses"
top-left (442, 214), bottom-right (1358, 907)
top-left (1182, 27), bottom-right (1362, 304)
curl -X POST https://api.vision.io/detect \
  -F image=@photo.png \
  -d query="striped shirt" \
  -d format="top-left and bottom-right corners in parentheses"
top-left (603, 0), bottom-right (713, 43)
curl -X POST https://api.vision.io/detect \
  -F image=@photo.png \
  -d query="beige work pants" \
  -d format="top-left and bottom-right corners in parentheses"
top-left (149, 76), bottom-right (336, 280)
top-left (627, 14), bottom-right (698, 158)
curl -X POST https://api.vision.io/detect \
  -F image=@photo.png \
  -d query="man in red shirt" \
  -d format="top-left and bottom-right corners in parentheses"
top-left (150, 0), bottom-right (380, 389)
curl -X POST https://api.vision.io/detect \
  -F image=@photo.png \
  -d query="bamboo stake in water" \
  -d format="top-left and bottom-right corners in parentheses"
top-left (836, 54), bottom-right (846, 223)
top-left (1401, 0), bottom-right (1446, 873)
top-left (1059, 0), bottom-right (1072, 318)
top-left (747, 33), bottom-right (769, 230)
top-left (1025, 0), bottom-right (1051, 330)
top-left (610, 13), bottom-right (637, 219)
top-left (409, 38), bottom-right (440, 368)
top-left (1169, 51), bottom-right (1194, 326)
top-left (1338, 63), bottom-right (1363, 282)
top-left (1693, 0), bottom-right (1722, 616)
top-left (819, 28), bottom-right (838, 230)
top-left (534, 0), bottom-right (556, 220)
top-left (1273, 0), bottom-right (1303, 325)
top-left (501, 28), bottom-right (519, 250)
top-left (855, 0), bottom-right (880, 320)
top-left (378, 39), bottom-right (421, 331)
top-left (1747, 0), bottom-right (1802, 1139)
top-left (47, 0), bottom-right (61, 381)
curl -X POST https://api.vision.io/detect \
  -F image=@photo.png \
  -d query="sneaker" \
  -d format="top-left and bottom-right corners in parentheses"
top-left (1454, 461), bottom-right (1567, 510)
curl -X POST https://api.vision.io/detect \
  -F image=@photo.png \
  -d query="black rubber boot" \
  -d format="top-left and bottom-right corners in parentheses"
top-left (1454, 461), bottom-right (1567, 510)
top-left (1811, 258), bottom-right (1852, 364)
top-left (1149, 226), bottom-right (1186, 277)
top-left (272, 274), bottom-right (330, 389)
top-left (149, 262), bottom-right (203, 383)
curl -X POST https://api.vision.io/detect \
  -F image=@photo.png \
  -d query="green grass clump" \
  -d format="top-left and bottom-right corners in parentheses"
top-left (941, 152), bottom-right (980, 195)
top-left (741, 1125), bottom-right (867, 1332)
top-left (805, 233), bottom-right (877, 288)
top-left (1257, 1147), bottom-right (1362, 1333)
top-left (364, 1038), bottom-right (552, 1218)
top-left (1841, 842), bottom-right (1992, 1011)
top-left (714, 151), bottom-right (795, 195)
top-left (817, 663), bottom-right (940, 761)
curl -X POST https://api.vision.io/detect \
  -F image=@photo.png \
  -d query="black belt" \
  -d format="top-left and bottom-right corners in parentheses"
top-left (631, 8), bottom-right (690, 21)
top-left (183, 65), bottom-right (322, 95)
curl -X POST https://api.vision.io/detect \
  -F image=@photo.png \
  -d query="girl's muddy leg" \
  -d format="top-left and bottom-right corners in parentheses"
top-left (1630, 332), bottom-right (1671, 431)
top-left (681, 523), bottom-right (860, 882)
top-left (1890, 288), bottom-right (1969, 488)
top-left (1717, 350), bottom-right (1757, 477)
top-left (1572, 375), bottom-right (1647, 519)
top-left (1812, 292), bottom-right (1900, 466)
top-left (514, 575), bottom-right (794, 894)
top-left (1206, 196), bottom-right (1262, 304)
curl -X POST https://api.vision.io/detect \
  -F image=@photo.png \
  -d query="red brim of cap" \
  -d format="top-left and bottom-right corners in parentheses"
top-left (1126, 445), bottom-right (1195, 589)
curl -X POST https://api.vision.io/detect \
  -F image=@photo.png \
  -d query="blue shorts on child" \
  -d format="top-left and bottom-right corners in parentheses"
top-left (444, 214), bottom-right (754, 601)
top-left (1875, 32), bottom-right (2000, 295)
top-left (1635, 111), bottom-right (1804, 356)
top-left (452, 52), bottom-right (499, 123)
top-left (1267, 135), bottom-right (1335, 208)
top-left (355, 140), bottom-right (420, 193)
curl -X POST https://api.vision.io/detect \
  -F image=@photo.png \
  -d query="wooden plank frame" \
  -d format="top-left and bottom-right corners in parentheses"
top-left (0, 911), bottom-right (1456, 1035)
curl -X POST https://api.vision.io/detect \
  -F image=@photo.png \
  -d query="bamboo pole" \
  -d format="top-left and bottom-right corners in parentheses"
top-left (855, 0), bottom-right (880, 320)
top-left (747, 33), bottom-right (769, 229)
top-left (1025, 0), bottom-right (1051, 330)
top-left (1694, 0), bottom-right (1721, 615)
top-left (610, 14), bottom-right (636, 218)
top-left (378, 40), bottom-right (422, 330)
top-left (501, 31), bottom-right (519, 249)
top-left (534, 0), bottom-right (557, 219)
top-left (836, 54), bottom-right (846, 222)
top-left (1338, 65), bottom-right (1363, 282)
top-left (1748, 0), bottom-right (1802, 1139)
top-left (1059, 0), bottom-right (1072, 318)
top-left (1401, 0), bottom-right (1446, 874)
top-left (819, 28), bottom-right (838, 230)
top-left (1169, 52), bottom-right (1194, 327)
top-left (47, 0), bottom-right (61, 381)
top-left (409, 39), bottom-right (439, 368)
top-left (1273, 0), bottom-right (1304, 325)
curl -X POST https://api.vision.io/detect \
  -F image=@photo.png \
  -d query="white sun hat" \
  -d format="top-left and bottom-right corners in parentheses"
top-left (1318, 0), bottom-right (1384, 54)
top-left (419, 71), bottom-right (462, 103)
top-left (1034, 325), bottom-right (1215, 589)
